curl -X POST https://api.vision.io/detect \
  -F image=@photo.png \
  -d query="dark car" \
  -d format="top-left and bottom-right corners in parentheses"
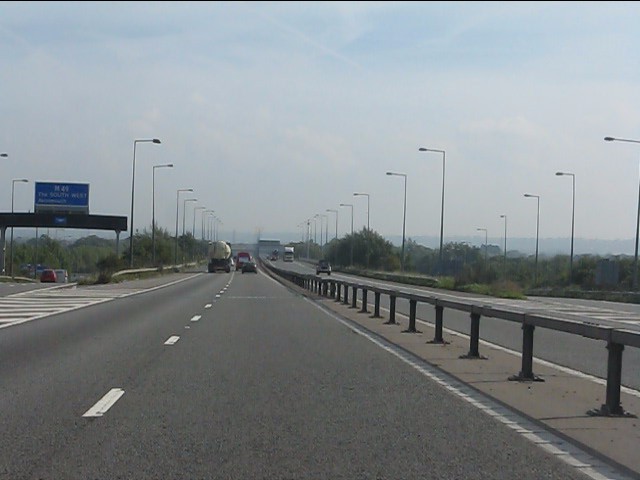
top-left (316, 259), bottom-right (332, 275)
top-left (40, 269), bottom-right (57, 283)
top-left (242, 260), bottom-right (258, 273)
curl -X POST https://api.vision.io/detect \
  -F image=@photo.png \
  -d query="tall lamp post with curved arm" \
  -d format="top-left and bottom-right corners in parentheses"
top-left (524, 193), bottom-right (541, 286)
top-left (353, 192), bottom-right (370, 230)
top-left (152, 163), bottom-right (173, 265)
top-left (339, 204), bottom-right (354, 266)
top-left (174, 188), bottom-right (193, 265)
top-left (386, 171), bottom-right (407, 272)
top-left (181, 198), bottom-right (197, 265)
top-left (130, 138), bottom-right (161, 267)
top-left (10, 178), bottom-right (28, 276)
top-left (419, 147), bottom-right (446, 273)
top-left (556, 171), bottom-right (575, 284)
top-left (476, 227), bottom-right (488, 265)
top-left (605, 136), bottom-right (640, 289)
top-left (326, 209), bottom-right (338, 242)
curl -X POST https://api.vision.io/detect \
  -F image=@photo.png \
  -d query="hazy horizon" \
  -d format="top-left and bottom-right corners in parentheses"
top-left (2, 3), bottom-right (639, 246)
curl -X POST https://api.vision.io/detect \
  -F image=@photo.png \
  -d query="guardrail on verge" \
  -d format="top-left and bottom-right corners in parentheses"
top-left (262, 260), bottom-right (639, 419)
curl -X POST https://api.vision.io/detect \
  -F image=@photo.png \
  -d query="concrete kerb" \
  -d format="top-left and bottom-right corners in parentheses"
top-left (271, 267), bottom-right (640, 478)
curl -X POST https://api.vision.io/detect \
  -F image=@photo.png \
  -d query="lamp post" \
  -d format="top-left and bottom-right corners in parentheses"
top-left (193, 206), bottom-right (206, 262)
top-left (605, 136), bottom-right (640, 289)
top-left (182, 198), bottom-right (197, 264)
top-left (174, 188), bottom-right (193, 265)
top-left (556, 171), bottom-right (575, 284)
top-left (204, 210), bottom-right (214, 240)
top-left (386, 171), bottom-right (407, 272)
top-left (339, 203), bottom-right (354, 266)
top-left (316, 214), bottom-right (328, 255)
top-left (499, 214), bottom-right (507, 280)
top-left (419, 147), bottom-right (446, 273)
top-left (152, 163), bottom-right (173, 265)
top-left (10, 178), bottom-right (28, 276)
top-left (129, 138), bottom-right (161, 267)
top-left (476, 227), bottom-right (488, 265)
top-left (524, 193), bottom-right (541, 286)
top-left (326, 209), bottom-right (338, 242)
top-left (353, 193), bottom-right (370, 230)
top-left (193, 206), bottom-right (205, 238)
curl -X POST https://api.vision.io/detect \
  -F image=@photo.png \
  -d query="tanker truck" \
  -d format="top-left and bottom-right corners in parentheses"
top-left (207, 241), bottom-right (232, 273)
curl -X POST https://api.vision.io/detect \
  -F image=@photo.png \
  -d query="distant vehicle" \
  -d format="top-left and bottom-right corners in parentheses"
top-left (54, 269), bottom-right (69, 283)
top-left (316, 259), bottom-right (332, 275)
top-left (207, 241), bottom-right (232, 273)
top-left (236, 251), bottom-right (252, 271)
top-left (283, 246), bottom-right (294, 262)
top-left (270, 249), bottom-right (279, 261)
top-left (241, 260), bottom-right (258, 274)
top-left (40, 269), bottom-right (57, 283)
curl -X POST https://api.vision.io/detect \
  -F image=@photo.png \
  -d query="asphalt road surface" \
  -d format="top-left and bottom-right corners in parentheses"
top-left (0, 269), bottom-right (598, 479)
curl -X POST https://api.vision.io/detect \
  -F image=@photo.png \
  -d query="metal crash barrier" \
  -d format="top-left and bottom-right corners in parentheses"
top-left (261, 260), bottom-right (640, 419)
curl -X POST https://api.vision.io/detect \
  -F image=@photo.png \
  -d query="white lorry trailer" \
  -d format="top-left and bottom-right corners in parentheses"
top-left (207, 241), bottom-right (232, 273)
top-left (283, 246), bottom-right (294, 262)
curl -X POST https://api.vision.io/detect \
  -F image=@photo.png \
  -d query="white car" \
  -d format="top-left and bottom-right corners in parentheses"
top-left (54, 269), bottom-right (69, 283)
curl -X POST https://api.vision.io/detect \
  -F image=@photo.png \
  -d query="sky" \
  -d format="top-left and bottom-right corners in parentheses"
top-left (1, 1), bottom-right (640, 253)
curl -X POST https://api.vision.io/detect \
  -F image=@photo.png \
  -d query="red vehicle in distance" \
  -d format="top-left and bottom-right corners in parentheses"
top-left (235, 251), bottom-right (252, 271)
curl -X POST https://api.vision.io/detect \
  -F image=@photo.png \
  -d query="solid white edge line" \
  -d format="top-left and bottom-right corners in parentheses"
top-left (164, 335), bottom-right (180, 345)
top-left (82, 388), bottom-right (125, 418)
top-left (305, 297), bottom-right (633, 480)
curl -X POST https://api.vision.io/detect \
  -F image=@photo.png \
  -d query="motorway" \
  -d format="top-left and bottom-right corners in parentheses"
top-left (0, 267), bottom-right (605, 479)
top-left (272, 260), bottom-right (640, 392)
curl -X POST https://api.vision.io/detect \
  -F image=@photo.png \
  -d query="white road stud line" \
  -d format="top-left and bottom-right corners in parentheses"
top-left (82, 388), bottom-right (125, 418)
top-left (308, 298), bottom-right (633, 480)
top-left (205, 304), bottom-right (212, 309)
top-left (164, 336), bottom-right (180, 345)
top-left (190, 315), bottom-right (201, 322)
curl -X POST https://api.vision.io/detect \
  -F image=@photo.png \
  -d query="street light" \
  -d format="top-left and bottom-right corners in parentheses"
top-left (193, 206), bottom-right (206, 238)
top-left (182, 198), bottom-right (197, 264)
top-left (419, 147), bottom-right (446, 274)
top-left (556, 171), bottom-right (575, 284)
top-left (175, 188), bottom-right (193, 264)
top-left (499, 214), bottom-right (507, 280)
top-left (316, 213), bottom-right (328, 252)
top-left (353, 193), bottom-right (370, 230)
top-left (9, 178), bottom-right (28, 276)
top-left (204, 210), bottom-right (215, 240)
top-left (193, 206), bottom-right (206, 261)
top-left (339, 203), bottom-right (354, 266)
top-left (129, 138), bottom-right (161, 267)
top-left (386, 171), bottom-right (407, 272)
top-left (605, 136), bottom-right (640, 289)
top-left (326, 209), bottom-right (338, 242)
top-left (476, 227), bottom-right (488, 264)
top-left (524, 193), bottom-right (541, 286)
top-left (152, 163), bottom-right (173, 265)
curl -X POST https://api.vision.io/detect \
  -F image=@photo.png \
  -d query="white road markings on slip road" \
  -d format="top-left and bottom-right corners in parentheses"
top-left (190, 315), bottom-right (201, 322)
top-left (205, 304), bottom-right (212, 309)
top-left (82, 388), bottom-right (125, 418)
top-left (164, 336), bottom-right (180, 345)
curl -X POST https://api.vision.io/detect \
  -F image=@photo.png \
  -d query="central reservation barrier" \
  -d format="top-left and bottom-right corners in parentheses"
top-left (262, 261), bottom-right (639, 419)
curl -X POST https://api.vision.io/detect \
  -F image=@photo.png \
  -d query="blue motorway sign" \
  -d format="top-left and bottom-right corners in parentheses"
top-left (34, 182), bottom-right (90, 213)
